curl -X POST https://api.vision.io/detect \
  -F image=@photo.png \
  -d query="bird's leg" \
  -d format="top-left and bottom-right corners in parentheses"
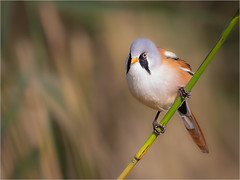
top-left (152, 111), bottom-right (166, 135)
top-left (179, 87), bottom-right (191, 99)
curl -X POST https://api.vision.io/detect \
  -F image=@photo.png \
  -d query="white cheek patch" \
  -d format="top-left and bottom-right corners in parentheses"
top-left (164, 51), bottom-right (178, 60)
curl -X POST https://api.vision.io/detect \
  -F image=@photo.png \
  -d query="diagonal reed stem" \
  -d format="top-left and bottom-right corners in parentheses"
top-left (118, 9), bottom-right (239, 179)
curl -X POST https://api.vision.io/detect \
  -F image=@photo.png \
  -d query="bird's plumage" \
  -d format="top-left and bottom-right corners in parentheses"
top-left (126, 45), bottom-right (192, 111)
top-left (126, 37), bottom-right (208, 153)
top-left (178, 101), bottom-right (209, 153)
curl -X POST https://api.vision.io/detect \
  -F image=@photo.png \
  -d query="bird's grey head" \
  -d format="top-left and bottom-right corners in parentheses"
top-left (126, 38), bottom-right (161, 74)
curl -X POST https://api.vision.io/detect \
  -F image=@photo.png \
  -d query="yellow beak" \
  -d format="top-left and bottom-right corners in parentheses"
top-left (131, 57), bottom-right (139, 63)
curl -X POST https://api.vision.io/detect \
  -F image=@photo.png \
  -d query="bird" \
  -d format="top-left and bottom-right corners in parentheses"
top-left (126, 37), bottom-right (209, 153)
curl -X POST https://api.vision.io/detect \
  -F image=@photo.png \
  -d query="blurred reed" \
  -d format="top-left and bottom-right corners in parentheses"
top-left (1, 1), bottom-right (239, 179)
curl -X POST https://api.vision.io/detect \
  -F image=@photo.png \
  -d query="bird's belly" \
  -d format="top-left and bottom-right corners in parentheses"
top-left (127, 72), bottom-right (179, 111)
top-left (132, 86), bottom-right (178, 111)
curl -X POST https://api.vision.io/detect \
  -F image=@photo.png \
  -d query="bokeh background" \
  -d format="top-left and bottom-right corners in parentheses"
top-left (1, 1), bottom-right (239, 179)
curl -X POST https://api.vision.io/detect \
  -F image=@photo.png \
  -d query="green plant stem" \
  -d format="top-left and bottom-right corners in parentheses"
top-left (118, 9), bottom-right (239, 180)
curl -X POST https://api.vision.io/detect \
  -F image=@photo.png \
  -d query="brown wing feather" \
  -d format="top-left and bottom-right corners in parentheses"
top-left (176, 59), bottom-right (192, 71)
top-left (158, 47), bottom-right (192, 71)
top-left (158, 47), bottom-right (193, 85)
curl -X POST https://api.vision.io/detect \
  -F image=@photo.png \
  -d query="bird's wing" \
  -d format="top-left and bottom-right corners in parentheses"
top-left (158, 48), bottom-right (194, 76)
top-left (158, 47), bottom-right (193, 84)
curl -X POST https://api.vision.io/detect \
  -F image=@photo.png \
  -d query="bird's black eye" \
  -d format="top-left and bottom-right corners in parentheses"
top-left (139, 52), bottom-right (147, 60)
top-left (142, 52), bottom-right (147, 59)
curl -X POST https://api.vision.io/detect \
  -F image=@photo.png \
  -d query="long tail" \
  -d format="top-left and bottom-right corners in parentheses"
top-left (178, 101), bottom-right (209, 153)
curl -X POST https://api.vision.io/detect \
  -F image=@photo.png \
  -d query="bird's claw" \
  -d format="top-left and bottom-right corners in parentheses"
top-left (179, 87), bottom-right (191, 99)
top-left (153, 121), bottom-right (166, 135)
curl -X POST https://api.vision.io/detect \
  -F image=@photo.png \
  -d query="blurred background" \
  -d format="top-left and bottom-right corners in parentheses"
top-left (1, 1), bottom-right (239, 179)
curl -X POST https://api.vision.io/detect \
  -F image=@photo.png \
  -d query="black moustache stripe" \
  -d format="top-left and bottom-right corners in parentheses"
top-left (139, 55), bottom-right (151, 75)
top-left (126, 53), bottom-right (131, 74)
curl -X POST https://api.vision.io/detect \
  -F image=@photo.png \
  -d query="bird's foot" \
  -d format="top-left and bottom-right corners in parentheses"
top-left (179, 87), bottom-right (191, 99)
top-left (152, 120), bottom-right (166, 135)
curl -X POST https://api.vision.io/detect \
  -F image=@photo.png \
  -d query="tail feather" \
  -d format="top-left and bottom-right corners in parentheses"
top-left (178, 101), bottom-right (209, 153)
